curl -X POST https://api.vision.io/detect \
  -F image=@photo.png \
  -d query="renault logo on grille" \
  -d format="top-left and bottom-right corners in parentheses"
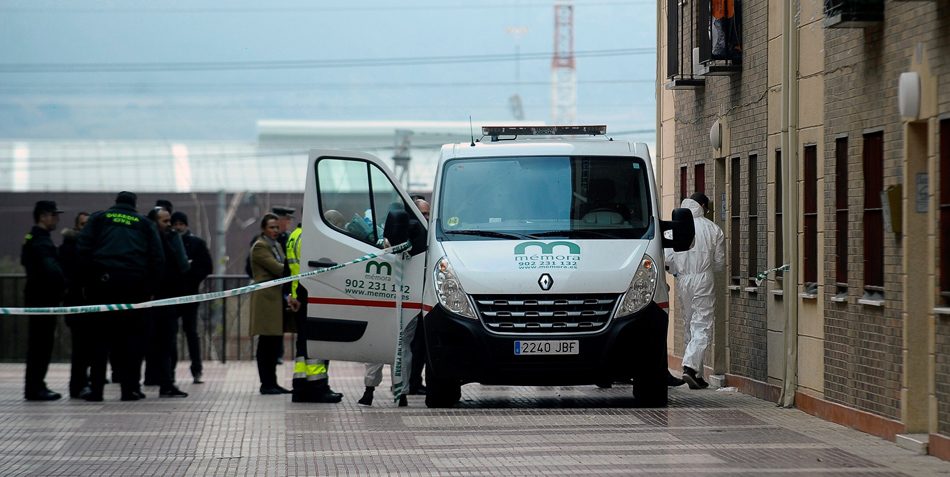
top-left (538, 273), bottom-right (554, 291)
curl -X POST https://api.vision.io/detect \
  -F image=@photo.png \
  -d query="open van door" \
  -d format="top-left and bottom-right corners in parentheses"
top-left (300, 149), bottom-right (427, 364)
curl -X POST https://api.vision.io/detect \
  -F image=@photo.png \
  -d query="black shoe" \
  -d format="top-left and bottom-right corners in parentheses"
top-left (160, 386), bottom-right (188, 398)
top-left (398, 394), bottom-right (408, 407)
top-left (260, 385), bottom-right (291, 395)
top-left (193, 373), bottom-right (204, 384)
top-left (667, 372), bottom-right (686, 387)
top-left (25, 390), bottom-right (62, 401)
top-left (312, 388), bottom-right (344, 403)
top-left (682, 366), bottom-right (709, 390)
top-left (81, 388), bottom-right (103, 402)
top-left (121, 391), bottom-right (143, 401)
top-left (357, 387), bottom-right (374, 406)
top-left (73, 386), bottom-right (92, 399)
top-left (407, 386), bottom-right (426, 395)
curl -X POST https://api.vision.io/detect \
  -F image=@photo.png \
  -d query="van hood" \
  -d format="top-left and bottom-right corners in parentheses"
top-left (438, 239), bottom-right (648, 295)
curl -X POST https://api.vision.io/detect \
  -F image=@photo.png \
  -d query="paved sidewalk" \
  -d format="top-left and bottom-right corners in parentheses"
top-left (1, 361), bottom-right (948, 476)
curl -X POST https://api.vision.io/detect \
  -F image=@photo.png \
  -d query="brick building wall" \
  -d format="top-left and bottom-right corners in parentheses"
top-left (926, 3), bottom-right (950, 439)
top-left (670, 0), bottom-right (770, 380)
top-left (940, 320), bottom-right (950, 435)
top-left (822, 2), bottom-right (950, 422)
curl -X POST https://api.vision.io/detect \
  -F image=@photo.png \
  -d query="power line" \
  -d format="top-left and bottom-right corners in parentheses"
top-left (0, 102), bottom-right (653, 111)
top-left (0, 79), bottom-right (655, 93)
top-left (0, 49), bottom-right (655, 73)
top-left (0, 2), bottom-right (652, 14)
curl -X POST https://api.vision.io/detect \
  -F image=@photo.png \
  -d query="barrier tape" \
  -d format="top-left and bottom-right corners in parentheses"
top-left (391, 252), bottom-right (407, 401)
top-left (1, 242), bottom-right (411, 316)
top-left (754, 264), bottom-right (790, 286)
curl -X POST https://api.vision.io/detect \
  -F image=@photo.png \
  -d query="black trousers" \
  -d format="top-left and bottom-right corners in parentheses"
top-left (145, 306), bottom-right (179, 388)
top-left (24, 314), bottom-right (58, 396)
top-left (86, 274), bottom-right (148, 396)
top-left (66, 317), bottom-right (93, 396)
top-left (87, 309), bottom-right (144, 396)
top-left (256, 335), bottom-right (282, 388)
top-left (179, 302), bottom-right (202, 376)
top-left (291, 287), bottom-right (330, 394)
top-left (409, 314), bottom-right (426, 390)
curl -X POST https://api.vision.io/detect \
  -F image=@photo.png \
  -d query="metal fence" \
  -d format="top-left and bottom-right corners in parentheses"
top-left (0, 274), bottom-right (258, 363)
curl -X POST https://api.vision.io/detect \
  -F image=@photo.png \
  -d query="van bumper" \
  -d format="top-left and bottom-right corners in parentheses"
top-left (423, 302), bottom-right (669, 386)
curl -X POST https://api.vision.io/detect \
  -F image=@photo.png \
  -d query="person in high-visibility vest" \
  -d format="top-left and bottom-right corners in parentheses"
top-left (285, 223), bottom-right (343, 403)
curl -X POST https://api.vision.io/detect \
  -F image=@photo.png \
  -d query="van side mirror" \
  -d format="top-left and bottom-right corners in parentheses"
top-left (383, 209), bottom-right (410, 246)
top-left (383, 208), bottom-right (428, 256)
top-left (661, 207), bottom-right (695, 252)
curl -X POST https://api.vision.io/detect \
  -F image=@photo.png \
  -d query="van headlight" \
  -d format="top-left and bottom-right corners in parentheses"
top-left (434, 257), bottom-right (476, 319)
top-left (617, 254), bottom-right (657, 316)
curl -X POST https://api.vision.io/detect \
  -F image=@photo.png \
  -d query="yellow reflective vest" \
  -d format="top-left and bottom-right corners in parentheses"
top-left (286, 226), bottom-right (302, 299)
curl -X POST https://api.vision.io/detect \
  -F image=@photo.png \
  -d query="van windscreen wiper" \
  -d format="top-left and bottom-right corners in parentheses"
top-left (530, 229), bottom-right (619, 239)
top-left (445, 230), bottom-right (535, 240)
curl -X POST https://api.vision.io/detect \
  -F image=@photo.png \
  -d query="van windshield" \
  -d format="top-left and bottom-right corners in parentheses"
top-left (437, 156), bottom-right (653, 241)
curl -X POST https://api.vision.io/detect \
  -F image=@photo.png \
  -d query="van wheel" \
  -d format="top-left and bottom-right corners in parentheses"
top-left (425, 376), bottom-right (461, 408)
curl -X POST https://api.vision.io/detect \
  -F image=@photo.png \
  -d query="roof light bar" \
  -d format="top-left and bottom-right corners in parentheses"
top-left (481, 125), bottom-right (607, 137)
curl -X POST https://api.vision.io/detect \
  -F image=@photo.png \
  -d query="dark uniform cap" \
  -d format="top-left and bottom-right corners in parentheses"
top-left (34, 200), bottom-right (63, 215)
top-left (170, 211), bottom-right (188, 226)
top-left (272, 206), bottom-right (296, 217)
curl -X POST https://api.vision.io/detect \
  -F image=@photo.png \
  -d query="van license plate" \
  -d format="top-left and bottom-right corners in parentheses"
top-left (514, 340), bottom-right (579, 355)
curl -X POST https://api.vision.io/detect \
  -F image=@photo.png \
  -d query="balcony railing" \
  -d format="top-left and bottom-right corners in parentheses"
top-left (0, 274), bottom-right (263, 363)
top-left (823, 0), bottom-right (884, 28)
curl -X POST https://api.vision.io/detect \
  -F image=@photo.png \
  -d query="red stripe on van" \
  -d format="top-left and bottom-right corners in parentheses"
top-left (308, 297), bottom-right (424, 310)
top-left (657, 302), bottom-right (669, 309)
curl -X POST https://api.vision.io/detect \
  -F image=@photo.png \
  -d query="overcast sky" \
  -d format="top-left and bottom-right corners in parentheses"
top-left (0, 0), bottom-right (657, 142)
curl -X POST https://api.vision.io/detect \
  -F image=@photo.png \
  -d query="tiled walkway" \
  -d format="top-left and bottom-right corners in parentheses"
top-left (1, 361), bottom-right (948, 476)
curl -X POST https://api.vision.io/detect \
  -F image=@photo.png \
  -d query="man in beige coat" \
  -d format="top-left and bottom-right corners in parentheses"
top-left (250, 213), bottom-right (293, 395)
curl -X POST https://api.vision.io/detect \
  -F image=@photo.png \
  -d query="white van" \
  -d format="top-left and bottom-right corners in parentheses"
top-left (301, 125), bottom-right (694, 408)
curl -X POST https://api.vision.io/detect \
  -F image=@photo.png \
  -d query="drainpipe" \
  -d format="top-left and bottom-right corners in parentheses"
top-left (655, 0), bottom-right (664, 196)
top-left (779, 0), bottom-right (800, 408)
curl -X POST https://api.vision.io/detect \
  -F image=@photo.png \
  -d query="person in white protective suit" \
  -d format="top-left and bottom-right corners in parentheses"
top-left (356, 314), bottom-right (418, 407)
top-left (664, 193), bottom-right (725, 390)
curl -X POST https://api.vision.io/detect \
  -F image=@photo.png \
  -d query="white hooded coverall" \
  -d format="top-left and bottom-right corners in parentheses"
top-left (664, 198), bottom-right (725, 374)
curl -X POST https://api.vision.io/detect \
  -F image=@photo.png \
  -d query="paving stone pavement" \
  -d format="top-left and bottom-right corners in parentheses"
top-left (1, 361), bottom-right (949, 476)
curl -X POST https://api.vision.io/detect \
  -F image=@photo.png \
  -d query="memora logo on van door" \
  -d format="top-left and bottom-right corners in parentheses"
top-left (514, 241), bottom-right (581, 270)
top-left (364, 260), bottom-right (393, 281)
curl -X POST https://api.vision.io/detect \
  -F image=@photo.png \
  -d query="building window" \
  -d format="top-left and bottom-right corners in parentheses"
top-left (863, 131), bottom-right (884, 293)
top-left (748, 155), bottom-right (758, 283)
top-left (695, 163), bottom-right (706, 195)
top-left (731, 156), bottom-right (741, 285)
top-left (941, 119), bottom-right (950, 304)
top-left (775, 149), bottom-right (783, 282)
top-left (803, 146), bottom-right (818, 290)
top-left (681, 166), bottom-right (688, 202)
top-left (835, 137), bottom-right (849, 294)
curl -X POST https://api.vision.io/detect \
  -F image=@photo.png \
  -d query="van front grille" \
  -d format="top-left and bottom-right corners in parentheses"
top-left (472, 294), bottom-right (619, 334)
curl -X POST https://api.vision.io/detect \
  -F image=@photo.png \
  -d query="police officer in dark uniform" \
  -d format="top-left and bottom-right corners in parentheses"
top-left (22, 200), bottom-right (67, 401)
top-left (77, 191), bottom-right (165, 401)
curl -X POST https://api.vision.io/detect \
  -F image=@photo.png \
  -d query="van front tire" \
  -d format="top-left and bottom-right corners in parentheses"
top-left (424, 376), bottom-right (461, 408)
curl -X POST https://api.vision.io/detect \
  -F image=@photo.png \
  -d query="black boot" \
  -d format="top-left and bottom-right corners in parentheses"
top-left (357, 386), bottom-right (374, 406)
